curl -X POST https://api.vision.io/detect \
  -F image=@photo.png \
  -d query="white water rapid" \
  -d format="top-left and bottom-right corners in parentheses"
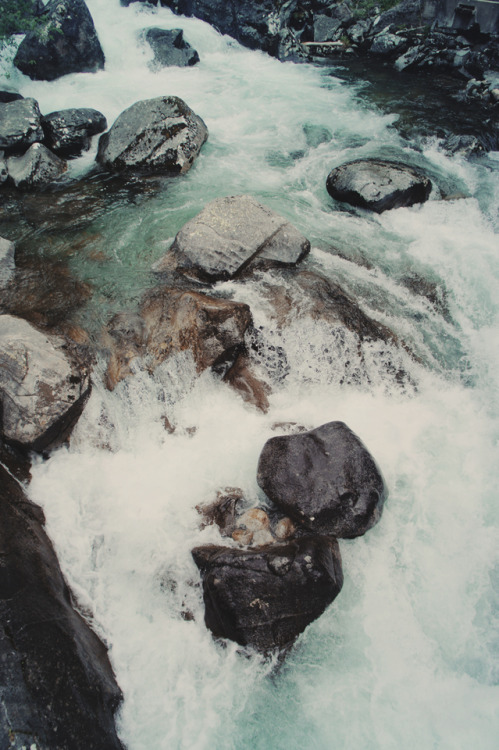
top-left (3, 1), bottom-right (499, 748)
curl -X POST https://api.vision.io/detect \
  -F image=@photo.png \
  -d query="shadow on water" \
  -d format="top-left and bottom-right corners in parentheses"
top-left (324, 57), bottom-right (497, 145)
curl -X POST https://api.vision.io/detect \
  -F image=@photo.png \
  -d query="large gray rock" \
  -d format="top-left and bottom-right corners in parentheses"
top-left (157, 195), bottom-right (310, 282)
top-left (14, 0), bottom-right (105, 81)
top-left (0, 465), bottom-right (124, 750)
top-left (6, 143), bottom-right (67, 189)
top-left (42, 107), bottom-right (107, 157)
top-left (142, 27), bottom-right (200, 68)
top-left (96, 96), bottom-right (208, 174)
top-left (257, 421), bottom-right (387, 538)
top-left (0, 98), bottom-right (44, 155)
top-left (0, 237), bottom-right (15, 290)
top-left (0, 315), bottom-right (90, 452)
top-left (370, 31), bottom-right (406, 56)
top-left (326, 159), bottom-right (432, 213)
top-left (192, 535), bottom-right (343, 652)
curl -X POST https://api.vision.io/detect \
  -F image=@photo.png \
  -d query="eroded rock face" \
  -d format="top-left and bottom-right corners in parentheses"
top-left (0, 315), bottom-right (91, 452)
top-left (42, 108), bottom-right (107, 157)
top-left (326, 159), bottom-right (432, 213)
top-left (0, 98), bottom-right (44, 155)
top-left (6, 143), bottom-right (67, 189)
top-left (257, 421), bottom-right (387, 538)
top-left (14, 0), bottom-right (105, 81)
top-left (105, 288), bottom-right (252, 388)
top-left (0, 465), bottom-right (124, 750)
top-left (96, 96), bottom-right (208, 174)
top-left (192, 536), bottom-right (343, 651)
top-left (157, 195), bottom-right (310, 282)
top-left (142, 27), bottom-right (200, 68)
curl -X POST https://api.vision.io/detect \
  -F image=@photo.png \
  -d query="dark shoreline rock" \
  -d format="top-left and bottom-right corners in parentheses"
top-left (0, 464), bottom-right (124, 750)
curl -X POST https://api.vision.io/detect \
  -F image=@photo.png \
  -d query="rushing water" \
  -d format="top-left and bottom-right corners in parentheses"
top-left (2, 1), bottom-right (499, 748)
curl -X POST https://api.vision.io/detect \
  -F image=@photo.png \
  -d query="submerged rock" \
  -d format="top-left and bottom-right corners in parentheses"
top-left (42, 107), bottom-right (107, 157)
top-left (96, 96), bottom-right (208, 174)
top-left (192, 536), bottom-right (343, 652)
top-left (223, 353), bottom-right (270, 412)
top-left (0, 465), bottom-right (124, 750)
top-left (6, 143), bottom-right (67, 189)
top-left (0, 98), bottom-right (44, 155)
top-left (257, 421), bottom-right (387, 538)
top-left (0, 315), bottom-right (91, 453)
top-left (158, 194), bottom-right (310, 282)
top-left (14, 0), bottom-right (105, 81)
top-left (196, 487), bottom-right (245, 536)
top-left (326, 159), bottom-right (432, 212)
top-left (105, 288), bottom-right (252, 388)
top-left (142, 27), bottom-right (200, 68)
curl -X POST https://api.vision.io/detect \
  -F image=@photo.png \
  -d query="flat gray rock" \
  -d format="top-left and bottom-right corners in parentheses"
top-left (0, 315), bottom-right (90, 451)
top-left (0, 98), bottom-right (44, 154)
top-left (96, 95), bottom-right (208, 174)
top-left (326, 159), bottom-right (432, 213)
top-left (159, 194), bottom-right (310, 282)
top-left (142, 27), bottom-right (200, 68)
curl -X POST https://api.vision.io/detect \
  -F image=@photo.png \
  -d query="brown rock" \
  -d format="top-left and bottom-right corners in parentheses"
top-left (223, 353), bottom-right (270, 412)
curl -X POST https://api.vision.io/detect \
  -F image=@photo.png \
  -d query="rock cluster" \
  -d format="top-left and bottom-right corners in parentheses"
top-left (193, 420), bottom-right (387, 652)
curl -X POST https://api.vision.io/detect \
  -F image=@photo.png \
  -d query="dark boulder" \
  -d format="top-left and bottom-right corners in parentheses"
top-left (155, 194), bottom-right (310, 282)
top-left (0, 314), bottom-right (91, 453)
top-left (96, 96), bottom-right (208, 175)
top-left (257, 421), bottom-right (387, 538)
top-left (326, 159), bottom-right (432, 212)
top-left (14, 0), bottom-right (105, 81)
top-left (0, 465), bottom-right (124, 750)
top-left (42, 108), bottom-right (107, 157)
top-left (0, 91), bottom-right (24, 104)
top-left (142, 27), bottom-right (200, 68)
top-left (0, 98), bottom-right (44, 155)
top-left (192, 535), bottom-right (343, 651)
top-left (6, 143), bottom-right (67, 189)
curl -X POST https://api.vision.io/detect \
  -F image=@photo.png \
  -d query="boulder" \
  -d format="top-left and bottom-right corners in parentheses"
top-left (326, 159), bottom-right (432, 212)
top-left (6, 143), bottom-right (67, 189)
top-left (42, 108), bottom-right (107, 157)
top-left (142, 27), bottom-right (200, 68)
top-left (105, 288), bottom-right (252, 388)
top-left (223, 353), bottom-right (270, 412)
top-left (313, 14), bottom-right (343, 42)
top-left (0, 98), bottom-right (44, 155)
top-left (257, 421), bottom-right (387, 538)
top-left (0, 465), bottom-right (124, 750)
top-left (0, 314), bottom-right (91, 453)
top-left (14, 0), bottom-right (105, 81)
top-left (192, 535), bottom-right (343, 651)
top-left (0, 237), bottom-right (15, 290)
top-left (370, 31), bottom-right (406, 56)
top-left (0, 91), bottom-right (24, 104)
top-left (96, 96), bottom-right (208, 175)
top-left (157, 195), bottom-right (310, 282)
top-left (372, 0), bottom-right (423, 30)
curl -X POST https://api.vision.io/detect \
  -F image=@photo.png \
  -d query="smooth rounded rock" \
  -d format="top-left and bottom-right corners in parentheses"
top-left (326, 159), bottom-right (432, 212)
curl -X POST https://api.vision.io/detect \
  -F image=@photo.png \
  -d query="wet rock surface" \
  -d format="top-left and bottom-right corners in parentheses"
top-left (158, 195), bottom-right (310, 282)
top-left (105, 287), bottom-right (252, 388)
top-left (96, 96), bottom-right (208, 174)
top-left (192, 536), bottom-right (343, 652)
top-left (0, 465), bottom-right (124, 750)
top-left (0, 315), bottom-right (91, 453)
top-left (257, 421), bottom-right (387, 538)
top-left (6, 143), bottom-right (67, 189)
top-left (42, 108), bottom-right (107, 157)
top-left (142, 27), bottom-right (200, 68)
top-left (0, 98), bottom-right (44, 155)
top-left (326, 159), bottom-right (432, 213)
top-left (14, 0), bottom-right (105, 81)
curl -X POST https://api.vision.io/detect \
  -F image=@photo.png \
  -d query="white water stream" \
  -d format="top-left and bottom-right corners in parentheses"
top-left (3, 1), bottom-right (499, 747)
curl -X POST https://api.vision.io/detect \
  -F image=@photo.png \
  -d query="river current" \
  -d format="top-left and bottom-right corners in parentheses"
top-left (2, 1), bottom-right (499, 747)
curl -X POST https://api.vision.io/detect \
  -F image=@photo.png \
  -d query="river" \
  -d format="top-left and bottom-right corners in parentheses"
top-left (3, 0), bottom-right (499, 747)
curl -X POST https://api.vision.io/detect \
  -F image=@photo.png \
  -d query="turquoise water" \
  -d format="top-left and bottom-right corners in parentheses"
top-left (3, 0), bottom-right (498, 747)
